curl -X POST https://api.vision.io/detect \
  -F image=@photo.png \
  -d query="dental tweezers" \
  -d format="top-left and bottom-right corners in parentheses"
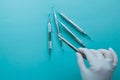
top-left (58, 20), bottom-right (86, 48)
top-left (59, 12), bottom-right (91, 40)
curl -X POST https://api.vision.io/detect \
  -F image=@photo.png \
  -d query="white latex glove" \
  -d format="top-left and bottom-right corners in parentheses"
top-left (76, 48), bottom-right (118, 80)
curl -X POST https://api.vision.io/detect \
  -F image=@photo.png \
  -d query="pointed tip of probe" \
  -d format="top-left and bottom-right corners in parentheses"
top-left (48, 13), bottom-right (51, 23)
top-left (59, 12), bottom-right (63, 16)
top-left (85, 34), bottom-right (93, 41)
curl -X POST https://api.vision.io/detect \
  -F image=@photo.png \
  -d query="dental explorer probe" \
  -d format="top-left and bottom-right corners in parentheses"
top-left (59, 12), bottom-right (91, 40)
top-left (58, 20), bottom-right (86, 48)
top-left (53, 10), bottom-right (63, 47)
top-left (58, 34), bottom-right (86, 59)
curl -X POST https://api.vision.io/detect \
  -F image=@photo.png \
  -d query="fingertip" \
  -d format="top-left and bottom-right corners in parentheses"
top-left (109, 47), bottom-right (111, 50)
top-left (109, 47), bottom-right (113, 51)
top-left (108, 48), bottom-right (118, 62)
top-left (76, 52), bottom-right (82, 58)
top-left (76, 52), bottom-right (79, 56)
top-left (109, 48), bottom-right (116, 54)
top-left (78, 48), bottom-right (83, 50)
top-left (78, 48), bottom-right (87, 52)
top-left (76, 52), bottom-right (79, 57)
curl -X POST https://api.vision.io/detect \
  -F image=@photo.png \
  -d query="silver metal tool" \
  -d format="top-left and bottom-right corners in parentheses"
top-left (58, 20), bottom-right (86, 48)
top-left (48, 14), bottom-right (52, 55)
top-left (59, 12), bottom-right (91, 40)
top-left (58, 34), bottom-right (86, 59)
top-left (53, 10), bottom-right (62, 47)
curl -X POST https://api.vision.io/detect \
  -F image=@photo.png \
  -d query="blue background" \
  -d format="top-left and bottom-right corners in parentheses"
top-left (0, 0), bottom-right (120, 80)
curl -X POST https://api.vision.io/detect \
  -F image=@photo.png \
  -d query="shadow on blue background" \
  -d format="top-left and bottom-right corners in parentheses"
top-left (0, 0), bottom-right (120, 80)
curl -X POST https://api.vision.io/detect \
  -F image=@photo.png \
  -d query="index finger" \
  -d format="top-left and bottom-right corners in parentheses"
top-left (79, 48), bottom-right (97, 66)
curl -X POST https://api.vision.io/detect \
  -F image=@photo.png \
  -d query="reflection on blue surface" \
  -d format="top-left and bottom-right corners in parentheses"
top-left (0, 0), bottom-right (120, 80)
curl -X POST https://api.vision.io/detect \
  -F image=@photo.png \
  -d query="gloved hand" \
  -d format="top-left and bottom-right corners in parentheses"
top-left (76, 48), bottom-right (118, 80)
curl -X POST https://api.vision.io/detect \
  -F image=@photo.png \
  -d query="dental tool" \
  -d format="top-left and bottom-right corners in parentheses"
top-left (58, 20), bottom-right (86, 48)
top-left (58, 34), bottom-right (86, 59)
top-left (53, 10), bottom-right (62, 47)
top-left (59, 12), bottom-right (91, 40)
top-left (48, 14), bottom-right (52, 56)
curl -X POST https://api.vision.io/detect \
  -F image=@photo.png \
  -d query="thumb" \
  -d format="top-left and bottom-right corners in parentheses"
top-left (76, 52), bottom-right (88, 72)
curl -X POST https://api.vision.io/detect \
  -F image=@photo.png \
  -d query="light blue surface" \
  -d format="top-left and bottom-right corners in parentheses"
top-left (0, 0), bottom-right (120, 80)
